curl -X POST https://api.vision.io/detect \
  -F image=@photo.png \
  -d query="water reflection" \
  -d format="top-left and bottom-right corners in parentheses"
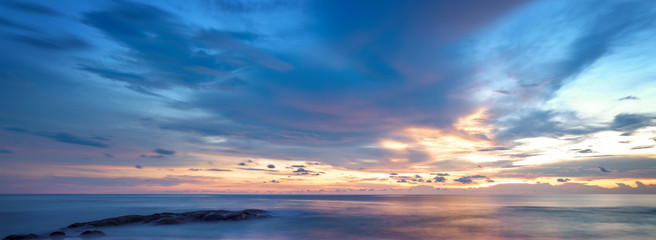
top-left (1, 194), bottom-right (655, 239)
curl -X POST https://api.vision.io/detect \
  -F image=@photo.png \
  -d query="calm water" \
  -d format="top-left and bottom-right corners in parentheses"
top-left (1, 194), bottom-right (655, 239)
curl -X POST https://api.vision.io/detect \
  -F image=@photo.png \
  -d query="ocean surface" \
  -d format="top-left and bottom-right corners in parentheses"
top-left (1, 194), bottom-right (655, 239)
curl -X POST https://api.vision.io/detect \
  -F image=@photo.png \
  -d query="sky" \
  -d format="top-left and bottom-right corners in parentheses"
top-left (0, 0), bottom-right (655, 194)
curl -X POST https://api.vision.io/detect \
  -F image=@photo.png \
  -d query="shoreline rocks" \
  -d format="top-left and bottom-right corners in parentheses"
top-left (2, 234), bottom-right (38, 240)
top-left (3, 209), bottom-right (270, 240)
top-left (48, 231), bottom-right (65, 240)
top-left (79, 230), bottom-right (105, 239)
top-left (66, 209), bottom-right (270, 229)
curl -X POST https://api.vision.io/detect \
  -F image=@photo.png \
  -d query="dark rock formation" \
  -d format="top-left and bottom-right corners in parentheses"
top-left (48, 231), bottom-right (65, 239)
top-left (3, 209), bottom-right (270, 240)
top-left (67, 209), bottom-right (270, 229)
top-left (2, 234), bottom-right (39, 240)
top-left (79, 230), bottom-right (104, 239)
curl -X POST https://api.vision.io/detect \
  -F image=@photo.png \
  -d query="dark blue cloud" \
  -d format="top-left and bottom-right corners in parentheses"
top-left (454, 177), bottom-right (473, 184)
top-left (153, 148), bottom-right (176, 155)
top-left (0, 16), bottom-right (36, 31)
top-left (495, 110), bottom-right (593, 140)
top-left (557, 178), bottom-right (570, 183)
top-left (630, 145), bottom-right (654, 150)
top-left (497, 111), bottom-right (654, 143)
top-left (578, 149), bottom-right (593, 154)
top-left (478, 147), bottom-right (510, 152)
top-left (598, 167), bottom-right (610, 173)
top-left (33, 131), bottom-right (109, 148)
top-left (433, 176), bottom-right (447, 183)
top-left (618, 96), bottom-right (639, 101)
top-left (77, 65), bottom-right (150, 86)
top-left (454, 175), bottom-right (487, 184)
top-left (79, 1), bottom-right (290, 91)
top-left (238, 168), bottom-right (278, 172)
top-left (0, 148), bottom-right (13, 154)
top-left (1, 0), bottom-right (62, 16)
top-left (9, 34), bottom-right (89, 50)
top-left (205, 0), bottom-right (295, 13)
top-left (611, 114), bottom-right (654, 132)
top-left (206, 168), bottom-right (232, 172)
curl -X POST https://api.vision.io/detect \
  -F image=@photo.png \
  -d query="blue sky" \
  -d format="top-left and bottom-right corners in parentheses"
top-left (0, 0), bottom-right (655, 193)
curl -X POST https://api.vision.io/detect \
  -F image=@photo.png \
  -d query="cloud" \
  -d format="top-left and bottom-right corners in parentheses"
top-left (494, 110), bottom-right (592, 140)
top-left (578, 149), bottom-right (593, 153)
top-left (77, 65), bottom-right (151, 87)
top-left (0, 148), bottom-right (13, 154)
top-left (267, 164), bottom-right (275, 169)
top-left (10, 34), bottom-right (90, 50)
top-left (1, 1), bottom-right (62, 16)
top-left (630, 145), bottom-right (654, 150)
top-left (610, 113), bottom-right (654, 132)
top-left (293, 168), bottom-right (309, 174)
top-left (496, 156), bottom-right (656, 179)
top-left (80, 1), bottom-right (291, 91)
top-left (557, 178), bottom-right (570, 183)
top-left (598, 167), bottom-right (610, 173)
top-left (153, 148), bottom-right (176, 155)
top-left (292, 167), bottom-right (321, 176)
top-left (454, 177), bottom-right (473, 184)
top-left (34, 131), bottom-right (109, 148)
top-left (433, 176), bottom-right (447, 183)
top-left (4, 127), bottom-right (110, 148)
top-left (205, 0), bottom-right (295, 13)
top-left (497, 111), bottom-right (654, 143)
top-left (478, 147), bottom-right (510, 152)
top-left (452, 175), bottom-right (486, 184)
top-left (206, 168), bottom-right (232, 172)
top-left (238, 168), bottom-right (278, 172)
top-left (618, 96), bottom-right (639, 101)
top-left (0, 16), bottom-right (36, 31)
top-left (135, 165), bottom-right (142, 169)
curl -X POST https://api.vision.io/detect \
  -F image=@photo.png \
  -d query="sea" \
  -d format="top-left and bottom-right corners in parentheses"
top-left (1, 194), bottom-right (655, 239)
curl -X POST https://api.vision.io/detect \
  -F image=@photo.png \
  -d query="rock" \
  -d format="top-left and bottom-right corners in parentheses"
top-left (48, 231), bottom-right (65, 239)
top-left (79, 230), bottom-right (105, 239)
top-left (4, 209), bottom-right (271, 240)
top-left (66, 209), bottom-right (270, 229)
top-left (2, 234), bottom-right (39, 240)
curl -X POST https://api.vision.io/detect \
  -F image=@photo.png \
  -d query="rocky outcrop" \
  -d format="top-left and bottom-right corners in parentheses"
top-left (2, 234), bottom-right (38, 240)
top-left (3, 209), bottom-right (270, 240)
top-left (79, 230), bottom-right (105, 239)
top-left (48, 231), bottom-right (65, 239)
top-left (66, 209), bottom-right (270, 229)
